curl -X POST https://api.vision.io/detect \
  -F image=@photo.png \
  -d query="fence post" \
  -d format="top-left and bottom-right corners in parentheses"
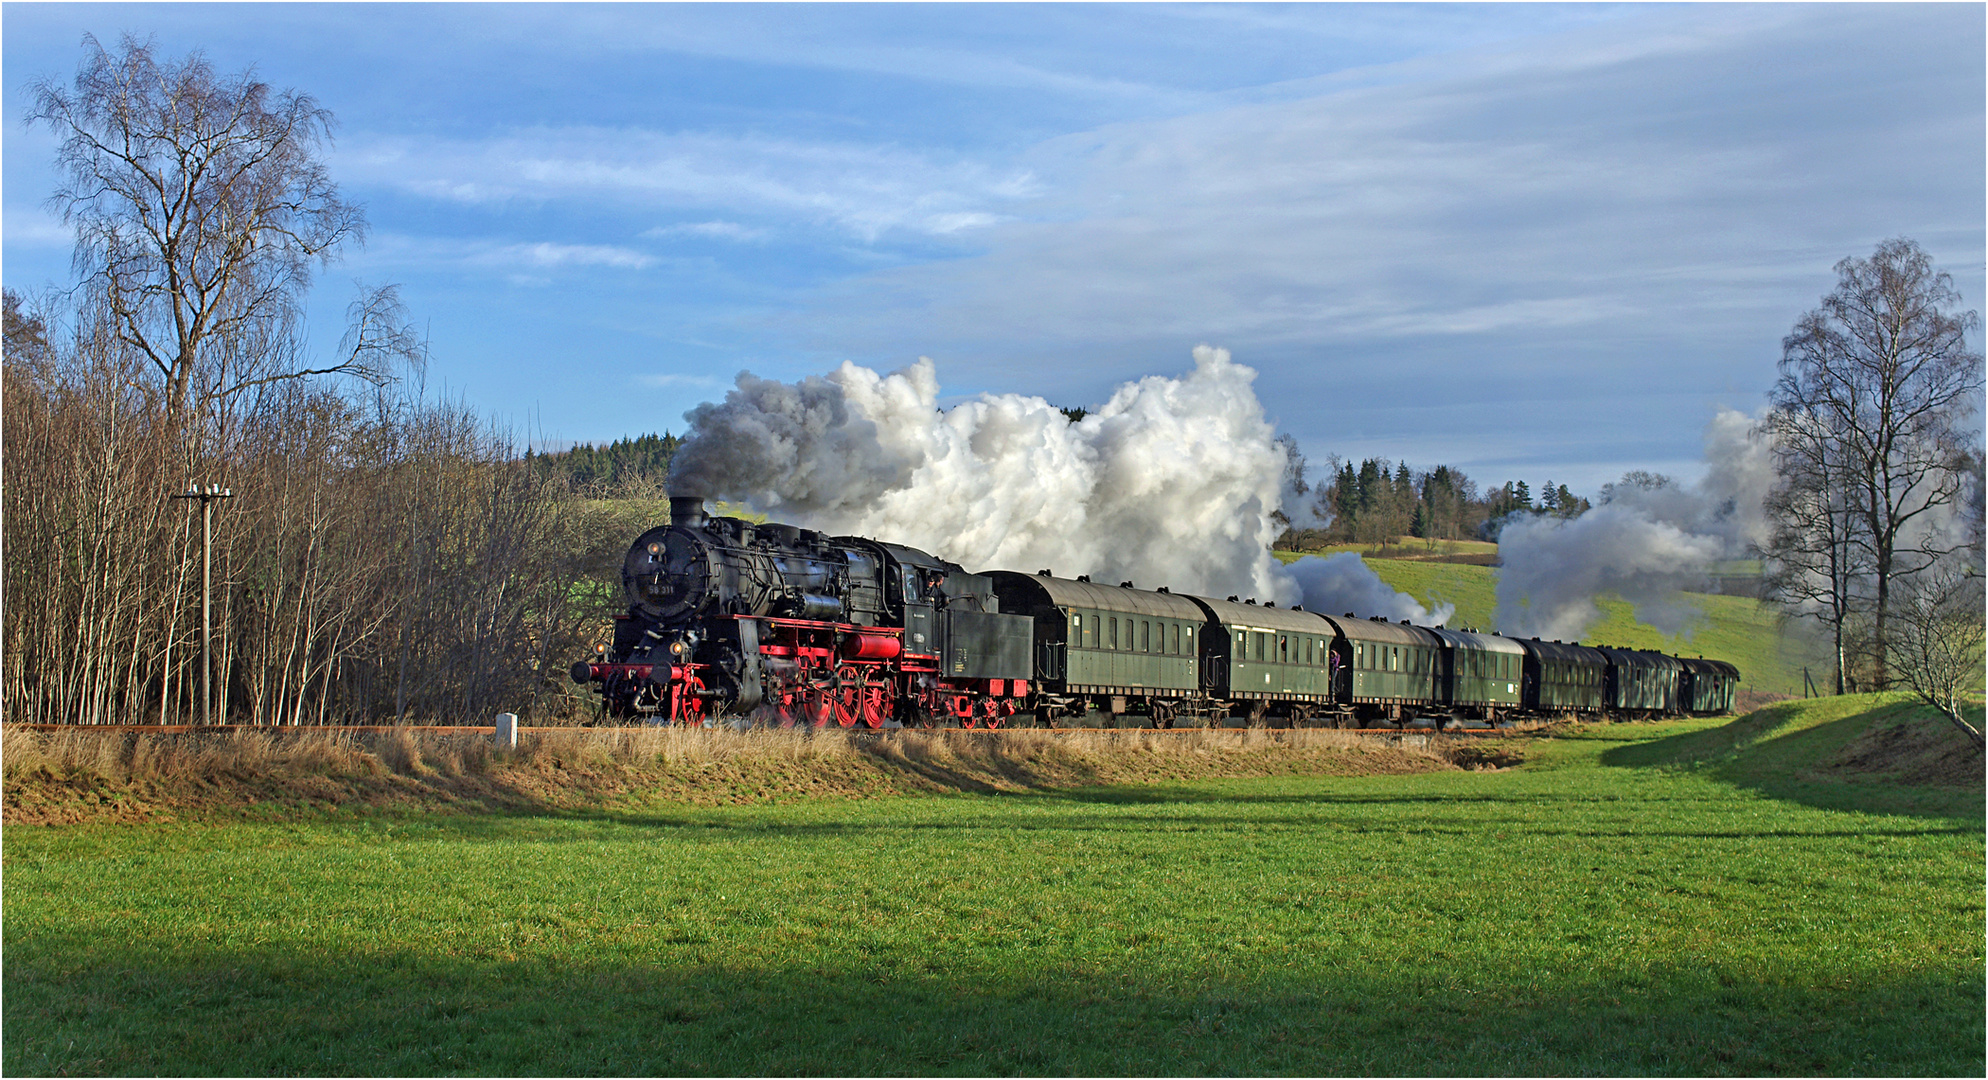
top-left (494, 712), bottom-right (518, 749)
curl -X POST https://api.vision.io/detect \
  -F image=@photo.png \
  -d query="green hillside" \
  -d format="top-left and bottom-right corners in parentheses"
top-left (1276, 551), bottom-right (1824, 696)
top-left (1596, 693), bottom-right (1984, 815)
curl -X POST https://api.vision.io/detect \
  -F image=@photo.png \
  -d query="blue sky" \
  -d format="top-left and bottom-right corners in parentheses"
top-left (5, 3), bottom-right (1982, 496)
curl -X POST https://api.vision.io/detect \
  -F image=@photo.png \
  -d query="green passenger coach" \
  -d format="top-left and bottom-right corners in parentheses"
top-left (1183, 596), bottom-right (1339, 726)
top-left (1317, 614), bottom-right (1439, 721)
top-left (1425, 627), bottom-right (1525, 720)
top-left (1518, 638), bottom-right (1608, 715)
top-left (986, 571), bottom-right (1205, 726)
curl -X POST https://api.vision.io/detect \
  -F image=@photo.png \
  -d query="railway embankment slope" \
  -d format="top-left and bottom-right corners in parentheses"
top-left (2, 725), bottom-right (1454, 826)
top-left (1595, 693), bottom-right (1984, 816)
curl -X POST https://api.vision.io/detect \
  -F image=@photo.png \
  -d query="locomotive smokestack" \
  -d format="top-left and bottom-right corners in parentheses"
top-left (669, 495), bottom-right (708, 526)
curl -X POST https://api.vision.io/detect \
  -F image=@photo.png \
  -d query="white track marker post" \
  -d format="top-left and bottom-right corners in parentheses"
top-left (494, 712), bottom-right (518, 749)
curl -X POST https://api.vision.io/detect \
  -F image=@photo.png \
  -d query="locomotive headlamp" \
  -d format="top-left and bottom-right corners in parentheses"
top-left (648, 543), bottom-right (662, 555)
top-left (671, 640), bottom-right (689, 657)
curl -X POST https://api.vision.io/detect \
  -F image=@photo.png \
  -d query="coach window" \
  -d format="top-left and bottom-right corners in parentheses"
top-left (1109, 617), bottom-right (1118, 649)
top-left (1072, 613), bottom-right (1082, 644)
top-left (1183, 627), bottom-right (1193, 653)
top-left (1171, 624), bottom-right (1181, 655)
top-left (1142, 621), bottom-right (1151, 652)
top-left (1279, 636), bottom-right (1288, 663)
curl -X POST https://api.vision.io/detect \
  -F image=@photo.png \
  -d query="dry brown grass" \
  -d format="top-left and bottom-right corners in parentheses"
top-left (2, 723), bottom-right (1458, 825)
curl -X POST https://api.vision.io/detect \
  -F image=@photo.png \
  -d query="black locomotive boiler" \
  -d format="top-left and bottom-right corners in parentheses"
top-left (573, 501), bottom-right (1740, 728)
top-left (572, 498), bottom-right (1033, 727)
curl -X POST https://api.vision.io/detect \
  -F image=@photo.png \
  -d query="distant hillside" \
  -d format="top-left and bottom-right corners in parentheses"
top-left (1291, 536), bottom-right (1500, 565)
top-left (530, 432), bottom-right (680, 491)
top-left (1274, 551), bottom-right (1819, 696)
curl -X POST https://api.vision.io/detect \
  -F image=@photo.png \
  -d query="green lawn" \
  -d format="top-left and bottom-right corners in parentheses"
top-left (5, 716), bottom-right (1981, 1075)
top-left (1275, 553), bottom-right (1822, 696)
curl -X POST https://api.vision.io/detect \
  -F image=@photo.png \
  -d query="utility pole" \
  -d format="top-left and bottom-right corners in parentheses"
top-left (172, 484), bottom-right (234, 725)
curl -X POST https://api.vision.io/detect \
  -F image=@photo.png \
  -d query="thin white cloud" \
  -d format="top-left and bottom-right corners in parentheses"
top-left (1, 207), bottom-right (74, 249)
top-left (499, 6), bottom-right (1213, 110)
top-left (636, 372), bottom-right (724, 389)
top-left (339, 128), bottom-right (1038, 242)
top-left (643, 221), bottom-right (770, 243)
top-left (363, 234), bottom-right (654, 274)
top-left (510, 242), bottom-right (652, 270)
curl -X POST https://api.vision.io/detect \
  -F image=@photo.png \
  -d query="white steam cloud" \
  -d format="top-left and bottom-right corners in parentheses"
top-left (670, 347), bottom-right (1440, 621)
top-left (1285, 552), bottom-right (1455, 626)
top-left (1495, 408), bottom-right (1777, 642)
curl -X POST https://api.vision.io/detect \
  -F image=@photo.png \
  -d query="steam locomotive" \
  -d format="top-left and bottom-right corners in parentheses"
top-left (571, 498), bottom-right (1739, 728)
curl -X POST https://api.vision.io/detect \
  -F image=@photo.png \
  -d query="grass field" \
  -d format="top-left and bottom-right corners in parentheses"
top-left (5, 699), bottom-right (1981, 1075)
top-left (1274, 552), bottom-right (1824, 697)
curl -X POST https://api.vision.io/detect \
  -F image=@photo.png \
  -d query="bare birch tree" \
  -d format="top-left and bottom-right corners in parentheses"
top-left (1765, 238), bottom-right (1984, 689)
top-left (27, 34), bottom-right (416, 427)
top-left (1890, 565), bottom-right (1985, 749)
top-left (1761, 411), bottom-right (1871, 693)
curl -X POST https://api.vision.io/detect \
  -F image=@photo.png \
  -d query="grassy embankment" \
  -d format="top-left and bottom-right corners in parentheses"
top-left (1274, 547), bottom-right (1820, 697)
top-left (4, 696), bottom-right (1980, 1075)
top-left (0, 725), bottom-right (1444, 826)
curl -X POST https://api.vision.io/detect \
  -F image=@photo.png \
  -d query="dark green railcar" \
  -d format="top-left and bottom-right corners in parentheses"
top-left (1185, 597), bottom-right (1339, 725)
top-left (1517, 638), bottom-right (1607, 715)
top-left (1316, 614), bottom-right (1439, 721)
top-left (1597, 647), bottom-right (1682, 714)
top-left (1678, 656), bottom-right (1740, 715)
top-left (1425, 627), bottom-right (1524, 719)
top-left (985, 571), bottom-right (1204, 726)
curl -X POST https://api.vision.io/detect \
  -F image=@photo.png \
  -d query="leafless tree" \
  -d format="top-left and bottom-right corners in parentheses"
top-left (6, 40), bottom-right (611, 728)
top-left (1761, 411), bottom-right (1871, 693)
top-left (1890, 565), bottom-right (1985, 749)
top-left (27, 34), bottom-right (415, 427)
top-left (1765, 238), bottom-right (1984, 688)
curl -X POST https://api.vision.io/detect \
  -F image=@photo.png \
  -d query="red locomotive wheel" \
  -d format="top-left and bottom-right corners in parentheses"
top-left (859, 677), bottom-right (894, 730)
top-left (805, 687), bottom-right (836, 727)
top-left (673, 671), bottom-right (709, 726)
top-left (833, 666), bottom-right (863, 727)
top-left (772, 689), bottom-right (803, 728)
top-left (979, 697), bottom-right (1003, 729)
